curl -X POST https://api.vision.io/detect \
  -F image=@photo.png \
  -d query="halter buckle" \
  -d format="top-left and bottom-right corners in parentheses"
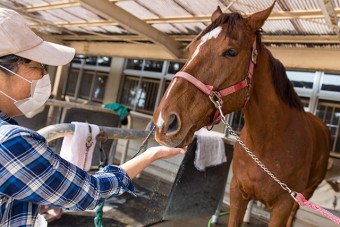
top-left (209, 91), bottom-right (222, 108)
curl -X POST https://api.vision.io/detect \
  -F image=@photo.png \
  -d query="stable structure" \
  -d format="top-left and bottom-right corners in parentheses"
top-left (2, 1), bottom-right (340, 226)
top-left (1, 0), bottom-right (340, 71)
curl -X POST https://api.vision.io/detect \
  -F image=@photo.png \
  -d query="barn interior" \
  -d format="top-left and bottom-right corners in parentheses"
top-left (1, 0), bottom-right (340, 226)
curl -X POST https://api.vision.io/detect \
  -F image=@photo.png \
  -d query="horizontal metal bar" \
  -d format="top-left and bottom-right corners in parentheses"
top-left (38, 123), bottom-right (154, 142)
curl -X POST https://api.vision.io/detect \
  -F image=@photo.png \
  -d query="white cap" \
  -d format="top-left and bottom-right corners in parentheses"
top-left (0, 8), bottom-right (75, 66)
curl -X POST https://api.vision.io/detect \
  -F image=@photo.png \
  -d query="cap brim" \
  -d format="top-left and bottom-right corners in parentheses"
top-left (15, 41), bottom-right (75, 66)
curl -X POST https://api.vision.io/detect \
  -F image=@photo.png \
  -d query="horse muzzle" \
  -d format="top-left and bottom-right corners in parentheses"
top-left (153, 112), bottom-right (196, 148)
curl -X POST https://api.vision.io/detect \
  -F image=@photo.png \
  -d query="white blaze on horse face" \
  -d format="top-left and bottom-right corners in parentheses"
top-left (157, 112), bottom-right (164, 132)
top-left (185, 26), bottom-right (222, 68)
top-left (165, 78), bottom-right (177, 99)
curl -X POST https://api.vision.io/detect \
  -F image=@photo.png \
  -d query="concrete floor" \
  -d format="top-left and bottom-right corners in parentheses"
top-left (48, 172), bottom-right (267, 227)
top-left (48, 158), bottom-right (340, 227)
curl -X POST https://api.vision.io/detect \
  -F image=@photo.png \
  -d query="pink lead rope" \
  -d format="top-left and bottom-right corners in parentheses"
top-left (296, 193), bottom-right (340, 225)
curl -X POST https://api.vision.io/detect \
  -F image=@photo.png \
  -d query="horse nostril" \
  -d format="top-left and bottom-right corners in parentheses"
top-left (166, 114), bottom-right (180, 135)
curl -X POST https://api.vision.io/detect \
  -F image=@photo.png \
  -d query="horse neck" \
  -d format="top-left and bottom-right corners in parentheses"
top-left (242, 47), bottom-right (294, 134)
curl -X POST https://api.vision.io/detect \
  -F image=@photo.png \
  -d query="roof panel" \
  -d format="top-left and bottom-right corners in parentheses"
top-left (64, 6), bottom-right (105, 21)
top-left (262, 20), bottom-right (297, 35)
top-left (29, 10), bottom-right (64, 23)
top-left (13, 0), bottom-right (41, 7)
top-left (46, 8), bottom-right (84, 22)
top-left (152, 23), bottom-right (181, 34)
top-left (232, 0), bottom-right (282, 13)
top-left (299, 18), bottom-right (334, 34)
top-left (137, 0), bottom-right (191, 17)
top-left (332, 0), bottom-right (340, 8)
top-left (285, 0), bottom-right (320, 10)
top-left (170, 22), bottom-right (206, 34)
top-left (99, 25), bottom-right (130, 34)
top-left (116, 1), bottom-right (158, 19)
top-left (43, 0), bottom-right (65, 3)
top-left (174, 0), bottom-right (230, 15)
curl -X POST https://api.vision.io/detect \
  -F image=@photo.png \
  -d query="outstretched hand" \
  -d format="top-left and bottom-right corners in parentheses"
top-left (120, 145), bottom-right (185, 179)
top-left (145, 146), bottom-right (186, 162)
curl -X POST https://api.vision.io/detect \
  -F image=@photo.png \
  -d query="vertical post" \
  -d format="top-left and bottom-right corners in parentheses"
top-left (46, 65), bottom-right (64, 126)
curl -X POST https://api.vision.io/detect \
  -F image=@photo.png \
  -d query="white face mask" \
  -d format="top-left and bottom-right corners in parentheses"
top-left (0, 65), bottom-right (51, 117)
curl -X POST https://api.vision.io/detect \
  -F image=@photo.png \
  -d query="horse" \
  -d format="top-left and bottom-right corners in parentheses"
top-left (152, 2), bottom-right (331, 227)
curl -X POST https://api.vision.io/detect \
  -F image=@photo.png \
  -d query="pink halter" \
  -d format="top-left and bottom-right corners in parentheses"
top-left (173, 37), bottom-right (258, 127)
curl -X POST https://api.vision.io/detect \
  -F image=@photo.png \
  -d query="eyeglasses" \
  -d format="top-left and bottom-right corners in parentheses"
top-left (0, 55), bottom-right (48, 76)
top-left (25, 63), bottom-right (48, 77)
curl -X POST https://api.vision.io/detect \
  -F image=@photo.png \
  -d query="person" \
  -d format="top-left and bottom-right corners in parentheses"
top-left (0, 8), bottom-right (185, 227)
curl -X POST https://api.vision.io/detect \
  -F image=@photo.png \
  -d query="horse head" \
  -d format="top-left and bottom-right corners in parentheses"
top-left (153, 3), bottom-right (275, 147)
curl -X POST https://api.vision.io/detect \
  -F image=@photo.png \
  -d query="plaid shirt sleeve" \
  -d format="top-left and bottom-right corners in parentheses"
top-left (0, 124), bottom-right (135, 211)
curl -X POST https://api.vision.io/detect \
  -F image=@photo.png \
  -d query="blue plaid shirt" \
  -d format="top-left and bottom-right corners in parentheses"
top-left (0, 111), bottom-right (135, 227)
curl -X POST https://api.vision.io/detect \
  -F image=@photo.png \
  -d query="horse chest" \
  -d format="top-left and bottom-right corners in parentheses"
top-left (232, 145), bottom-right (297, 200)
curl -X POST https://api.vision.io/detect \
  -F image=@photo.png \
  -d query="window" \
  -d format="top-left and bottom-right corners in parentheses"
top-left (97, 56), bottom-right (111, 67)
top-left (65, 69), bottom-right (79, 96)
top-left (316, 100), bottom-right (340, 154)
top-left (92, 73), bottom-right (107, 101)
top-left (79, 70), bottom-right (94, 100)
top-left (64, 55), bottom-right (111, 103)
top-left (229, 111), bottom-right (244, 133)
top-left (119, 75), bottom-right (161, 114)
top-left (144, 60), bottom-right (163, 72)
top-left (126, 59), bottom-right (143, 70)
top-left (321, 74), bottom-right (340, 92)
top-left (118, 58), bottom-right (182, 114)
top-left (136, 77), bottom-right (160, 113)
top-left (286, 71), bottom-right (314, 89)
top-left (120, 76), bottom-right (140, 109)
top-left (85, 56), bottom-right (97, 65)
top-left (168, 62), bottom-right (184, 74)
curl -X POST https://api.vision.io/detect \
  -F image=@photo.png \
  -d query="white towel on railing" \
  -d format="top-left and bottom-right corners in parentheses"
top-left (194, 128), bottom-right (226, 171)
top-left (60, 122), bottom-right (100, 171)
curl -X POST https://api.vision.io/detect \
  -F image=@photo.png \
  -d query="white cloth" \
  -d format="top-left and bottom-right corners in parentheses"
top-left (309, 179), bottom-right (340, 211)
top-left (194, 128), bottom-right (227, 171)
top-left (60, 122), bottom-right (100, 171)
top-left (34, 213), bottom-right (47, 227)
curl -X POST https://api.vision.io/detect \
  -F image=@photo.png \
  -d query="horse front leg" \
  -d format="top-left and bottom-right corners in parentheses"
top-left (228, 177), bottom-right (250, 227)
top-left (268, 194), bottom-right (295, 227)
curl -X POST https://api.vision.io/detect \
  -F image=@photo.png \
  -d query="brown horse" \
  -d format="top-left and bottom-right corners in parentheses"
top-left (153, 3), bottom-right (331, 227)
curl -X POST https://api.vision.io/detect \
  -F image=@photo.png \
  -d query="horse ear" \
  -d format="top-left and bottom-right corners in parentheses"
top-left (211, 6), bottom-right (222, 22)
top-left (247, 1), bottom-right (275, 31)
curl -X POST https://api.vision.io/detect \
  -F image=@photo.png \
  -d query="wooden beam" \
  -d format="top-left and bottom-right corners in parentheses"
top-left (24, 0), bottom-right (119, 12)
top-left (316, 0), bottom-right (339, 33)
top-left (67, 41), bottom-right (340, 72)
top-left (68, 41), bottom-right (179, 60)
top-left (51, 34), bottom-right (340, 45)
top-left (25, 1), bottom-right (80, 12)
top-left (268, 46), bottom-right (340, 72)
top-left (78, 0), bottom-right (183, 58)
top-left (262, 35), bottom-right (340, 44)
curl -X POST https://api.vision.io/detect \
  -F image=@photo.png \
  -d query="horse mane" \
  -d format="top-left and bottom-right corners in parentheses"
top-left (268, 52), bottom-right (304, 111)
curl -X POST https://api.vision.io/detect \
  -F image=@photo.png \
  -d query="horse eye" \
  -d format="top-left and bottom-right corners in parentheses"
top-left (223, 49), bottom-right (237, 58)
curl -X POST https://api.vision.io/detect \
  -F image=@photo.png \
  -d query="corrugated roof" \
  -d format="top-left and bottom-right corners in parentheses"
top-left (0, 0), bottom-right (339, 59)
